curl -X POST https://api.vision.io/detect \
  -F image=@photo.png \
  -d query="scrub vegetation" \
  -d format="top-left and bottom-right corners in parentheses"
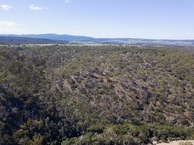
top-left (0, 45), bottom-right (194, 144)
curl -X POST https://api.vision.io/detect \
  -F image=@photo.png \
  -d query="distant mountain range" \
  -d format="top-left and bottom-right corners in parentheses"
top-left (0, 35), bottom-right (67, 45)
top-left (0, 34), bottom-right (94, 43)
top-left (0, 34), bottom-right (194, 45)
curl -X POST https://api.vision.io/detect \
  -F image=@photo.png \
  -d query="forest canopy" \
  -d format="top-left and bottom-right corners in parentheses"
top-left (0, 44), bottom-right (194, 145)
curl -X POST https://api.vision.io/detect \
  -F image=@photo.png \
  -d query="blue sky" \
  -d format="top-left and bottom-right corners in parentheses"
top-left (0, 0), bottom-right (194, 39)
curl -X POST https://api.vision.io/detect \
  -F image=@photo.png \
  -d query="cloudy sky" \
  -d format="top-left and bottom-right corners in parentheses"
top-left (0, 0), bottom-right (194, 39)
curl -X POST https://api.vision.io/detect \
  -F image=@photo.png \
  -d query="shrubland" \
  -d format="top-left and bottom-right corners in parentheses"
top-left (0, 45), bottom-right (194, 144)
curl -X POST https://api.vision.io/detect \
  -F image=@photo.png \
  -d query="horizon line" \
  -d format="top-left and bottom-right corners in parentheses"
top-left (0, 33), bottom-right (194, 41)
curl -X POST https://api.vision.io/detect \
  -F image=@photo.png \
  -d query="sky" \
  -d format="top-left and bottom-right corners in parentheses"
top-left (0, 0), bottom-right (194, 39)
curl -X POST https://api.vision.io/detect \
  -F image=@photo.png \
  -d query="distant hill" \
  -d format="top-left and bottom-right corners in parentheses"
top-left (22, 34), bottom-right (95, 41)
top-left (0, 34), bottom-right (194, 45)
top-left (0, 36), bottom-right (68, 45)
top-left (21, 34), bottom-right (194, 45)
top-left (0, 34), bottom-right (95, 42)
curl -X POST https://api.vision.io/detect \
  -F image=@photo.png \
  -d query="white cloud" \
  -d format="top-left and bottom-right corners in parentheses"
top-left (0, 21), bottom-right (24, 33)
top-left (74, 30), bottom-right (79, 34)
top-left (0, 21), bottom-right (18, 27)
top-left (0, 27), bottom-right (25, 34)
top-left (29, 5), bottom-right (43, 11)
top-left (64, 0), bottom-right (71, 4)
top-left (0, 4), bottom-right (12, 11)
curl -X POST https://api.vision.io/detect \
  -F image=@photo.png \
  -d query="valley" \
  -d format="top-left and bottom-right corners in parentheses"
top-left (0, 44), bottom-right (194, 144)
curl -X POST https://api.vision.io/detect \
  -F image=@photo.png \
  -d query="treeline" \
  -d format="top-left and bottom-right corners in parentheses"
top-left (0, 45), bottom-right (194, 144)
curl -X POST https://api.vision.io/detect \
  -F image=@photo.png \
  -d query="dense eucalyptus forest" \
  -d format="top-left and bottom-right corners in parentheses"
top-left (0, 44), bottom-right (194, 145)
